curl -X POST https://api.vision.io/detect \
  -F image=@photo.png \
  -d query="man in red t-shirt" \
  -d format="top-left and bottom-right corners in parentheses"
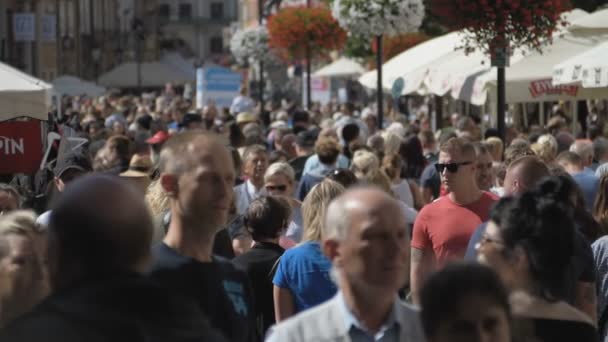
top-left (410, 137), bottom-right (498, 304)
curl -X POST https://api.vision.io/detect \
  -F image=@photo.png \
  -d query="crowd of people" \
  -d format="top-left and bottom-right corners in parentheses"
top-left (1, 85), bottom-right (608, 342)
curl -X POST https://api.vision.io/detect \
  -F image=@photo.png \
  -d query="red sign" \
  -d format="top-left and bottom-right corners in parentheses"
top-left (529, 79), bottom-right (579, 98)
top-left (0, 121), bottom-right (42, 174)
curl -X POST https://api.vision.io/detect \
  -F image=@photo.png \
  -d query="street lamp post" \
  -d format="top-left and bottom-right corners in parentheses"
top-left (376, 35), bottom-right (383, 129)
top-left (258, 0), bottom-right (265, 115)
top-left (91, 47), bottom-right (101, 83)
top-left (132, 18), bottom-right (145, 92)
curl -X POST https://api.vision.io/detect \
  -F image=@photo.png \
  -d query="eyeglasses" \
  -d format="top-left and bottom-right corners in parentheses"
top-left (479, 234), bottom-right (504, 247)
top-left (266, 185), bottom-right (287, 192)
top-left (435, 161), bottom-right (473, 173)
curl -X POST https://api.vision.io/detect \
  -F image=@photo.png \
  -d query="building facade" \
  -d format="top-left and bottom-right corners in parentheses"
top-left (0, 0), bottom-right (159, 82)
top-left (157, 0), bottom-right (237, 63)
top-left (1, 0), bottom-right (58, 81)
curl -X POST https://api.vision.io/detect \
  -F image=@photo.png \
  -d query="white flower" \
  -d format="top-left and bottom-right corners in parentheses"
top-left (332, 0), bottom-right (425, 37)
top-left (230, 26), bottom-right (277, 66)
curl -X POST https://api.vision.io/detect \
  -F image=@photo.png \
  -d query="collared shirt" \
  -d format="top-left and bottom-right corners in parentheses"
top-left (235, 180), bottom-right (266, 215)
top-left (246, 179), bottom-right (264, 202)
top-left (336, 291), bottom-right (400, 342)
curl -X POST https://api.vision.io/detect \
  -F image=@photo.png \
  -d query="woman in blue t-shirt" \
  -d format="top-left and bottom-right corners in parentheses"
top-left (272, 180), bottom-right (345, 322)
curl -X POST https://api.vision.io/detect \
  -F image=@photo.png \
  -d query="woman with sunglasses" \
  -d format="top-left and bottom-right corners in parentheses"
top-left (477, 194), bottom-right (598, 341)
top-left (264, 162), bottom-right (302, 248)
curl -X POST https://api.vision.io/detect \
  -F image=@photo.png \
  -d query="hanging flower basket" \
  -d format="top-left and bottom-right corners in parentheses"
top-left (267, 6), bottom-right (347, 61)
top-left (431, 0), bottom-right (570, 56)
top-left (371, 32), bottom-right (430, 62)
top-left (332, 0), bottom-right (425, 38)
top-left (230, 26), bottom-right (276, 66)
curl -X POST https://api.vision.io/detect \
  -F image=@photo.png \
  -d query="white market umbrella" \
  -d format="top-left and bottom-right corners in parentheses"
top-left (52, 75), bottom-right (106, 97)
top-left (313, 57), bottom-right (365, 78)
top-left (486, 32), bottom-right (608, 103)
top-left (553, 40), bottom-right (608, 88)
top-left (407, 8), bottom-right (591, 105)
top-left (0, 61), bottom-right (52, 121)
top-left (358, 31), bottom-right (461, 91)
top-left (98, 62), bottom-right (194, 88)
top-left (568, 8), bottom-right (608, 36)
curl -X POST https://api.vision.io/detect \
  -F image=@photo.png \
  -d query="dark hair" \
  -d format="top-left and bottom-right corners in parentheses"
top-left (106, 135), bottom-right (133, 162)
top-left (269, 150), bottom-right (289, 164)
top-left (594, 174), bottom-right (608, 239)
top-left (341, 123), bottom-right (360, 143)
top-left (489, 191), bottom-right (575, 302)
top-left (326, 168), bottom-right (358, 188)
top-left (484, 128), bottom-right (500, 140)
top-left (588, 124), bottom-right (601, 141)
top-left (400, 135), bottom-right (426, 179)
top-left (420, 263), bottom-right (511, 337)
top-left (244, 196), bottom-right (291, 241)
top-left (535, 175), bottom-right (601, 242)
top-left (228, 121), bottom-right (245, 147)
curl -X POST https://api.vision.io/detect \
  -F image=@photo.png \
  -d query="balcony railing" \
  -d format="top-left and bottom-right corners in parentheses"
top-left (159, 15), bottom-right (237, 25)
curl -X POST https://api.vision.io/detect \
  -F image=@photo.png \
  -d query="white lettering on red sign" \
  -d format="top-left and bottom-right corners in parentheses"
top-left (529, 79), bottom-right (579, 98)
top-left (0, 136), bottom-right (25, 155)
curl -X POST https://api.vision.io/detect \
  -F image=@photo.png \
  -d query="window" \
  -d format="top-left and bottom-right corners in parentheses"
top-left (210, 37), bottom-right (223, 54)
top-left (210, 2), bottom-right (223, 19)
top-left (159, 4), bottom-right (170, 19)
top-left (179, 3), bottom-right (192, 19)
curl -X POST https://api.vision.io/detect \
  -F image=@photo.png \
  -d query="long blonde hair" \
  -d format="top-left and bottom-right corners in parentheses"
top-left (594, 174), bottom-right (608, 238)
top-left (301, 179), bottom-right (345, 242)
top-left (145, 180), bottom-right (169, 217)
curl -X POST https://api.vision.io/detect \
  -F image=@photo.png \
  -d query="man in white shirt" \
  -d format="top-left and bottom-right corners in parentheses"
top-left (267, 187), bottom-right (426, 342)
top-left (234, 145), bottom-right (269, 215)
top-left (230, 86), bottom-right (256, 116)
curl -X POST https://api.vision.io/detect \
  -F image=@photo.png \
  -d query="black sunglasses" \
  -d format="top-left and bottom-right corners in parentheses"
top-left (435, 161), bottom-right (472, 173)
top-left (266, 185), bottom-right (287, 192)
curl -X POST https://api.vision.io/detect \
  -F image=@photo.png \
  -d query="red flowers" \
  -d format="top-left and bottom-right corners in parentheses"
top-left (371, 33), bottom-right (430, 62)
top-left (431, 0), bottom-right (570, 55)
top-left (267, 6), bottom-right (347, 61)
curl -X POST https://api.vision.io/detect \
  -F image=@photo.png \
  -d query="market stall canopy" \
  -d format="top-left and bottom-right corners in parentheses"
top-left (313, 57), bottom-right (365, 78)
top-left (568, 8), bottom-right (608, 36)
top-left (358, 31), bottom-right (461, 91)
top-left (98, 62), bottom-right (194, 88)
top-left (391, 8), bottom-right (590, 104)
top-left (485, 32), bottom-right (608, 104)
top-left (52, 75), bottom-right (106, 97)
top-left (553, 40), bottom-right (608, 88)
top-left (0, 61), bottom-right (53, 121)
top-left (160, 53), bottom-right (197, 77)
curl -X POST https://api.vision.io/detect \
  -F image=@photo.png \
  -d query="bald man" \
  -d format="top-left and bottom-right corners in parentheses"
top-left (267, 187), bottom-right (425, 341)
top-left (147, 131), bottom-right (258, 342)
top-left (0, 174), bottom-right (225, 342)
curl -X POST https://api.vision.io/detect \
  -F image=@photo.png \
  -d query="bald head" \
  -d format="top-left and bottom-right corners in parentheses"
top-left (49, 174), bottom-right (153, 288)
top-left (324, 186), bottom-right (410, 294)
top-left (324, 187), bottom-right (402, 241)
top-left (504, 156), bottom-right (549, 195)
top-left (570, 140), bottom-right (594, 167)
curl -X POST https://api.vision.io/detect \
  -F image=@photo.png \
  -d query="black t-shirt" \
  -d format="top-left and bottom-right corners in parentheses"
top-left (563, 229), bottom-right (596, 305)
top-left (289, 155), bottom-right (310, 182)
top-left (147, 243), bottom-right (258, 342)
top-left (232, 242), bottom-right (284, 335)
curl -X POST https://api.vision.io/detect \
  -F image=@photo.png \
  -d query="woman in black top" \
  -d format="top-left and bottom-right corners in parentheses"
top-left (476, 180), bottom-right (598, 342)
top-left (232, 196), bottom-right (291, 336)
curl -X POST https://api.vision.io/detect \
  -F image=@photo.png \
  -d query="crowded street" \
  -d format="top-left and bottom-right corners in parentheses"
top-left (1, 0), bottom-right (608, 341)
